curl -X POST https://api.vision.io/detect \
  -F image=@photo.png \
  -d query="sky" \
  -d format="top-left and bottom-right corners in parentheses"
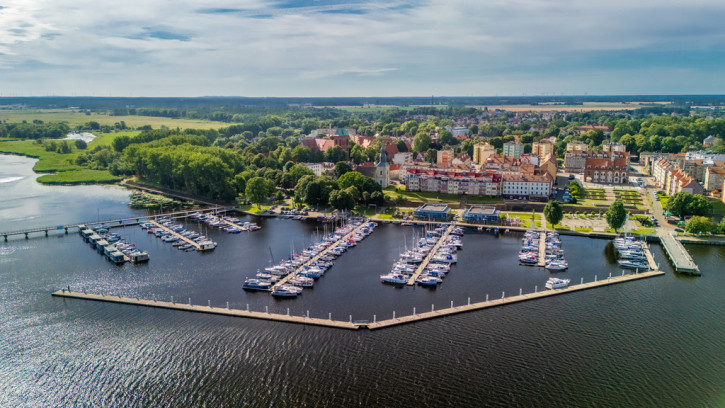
top-left (1, 0), bottom-right (725, 97)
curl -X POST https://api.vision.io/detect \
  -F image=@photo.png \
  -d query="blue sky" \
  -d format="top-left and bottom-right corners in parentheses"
top-left (1, 0), bottom-right (725, 97)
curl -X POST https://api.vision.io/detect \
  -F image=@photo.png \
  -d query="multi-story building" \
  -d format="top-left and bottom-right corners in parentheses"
top-left (503, 141), bottom-right (524, 159)
top-left (405, 168), bottom-right (501, 196)
top-left (704, 166), bottom-right (725, 191)
top-left (584, 156), bottom-right (629, 184)
top-left (652, 157), bottom-right (674, 188)
top-left (501, 173), bottom-right (553, 201)
top-left (532, 140), bottom-right (554, 158)
top-left (472, 143), bottom-right (496, 164)
top-left (566, 141), bottom-right (589, 152)
top-left (437, 149), bottom-right (454, 168)
top-left (564, 151), bottom-right (589, 173)
top-left (666, 168), bottom-right (704, 195)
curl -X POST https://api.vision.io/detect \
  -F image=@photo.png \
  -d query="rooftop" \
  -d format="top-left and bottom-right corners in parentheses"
top-left (417, 203), bottom-right (450, 212)
top-left (466, 206), bottom-right (498, 215)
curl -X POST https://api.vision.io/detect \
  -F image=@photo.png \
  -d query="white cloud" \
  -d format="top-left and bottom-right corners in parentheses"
top-left (1, 0), bottom-right (725, 95)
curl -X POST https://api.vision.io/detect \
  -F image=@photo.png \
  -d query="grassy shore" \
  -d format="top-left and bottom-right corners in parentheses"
top-left (0, 132), bottom-right (131, 184)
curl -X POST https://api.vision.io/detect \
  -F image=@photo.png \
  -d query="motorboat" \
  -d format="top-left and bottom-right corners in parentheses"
top-left (242, 279), bottom-right (272, 291)
top-left (271, 285), bottom-right (302, 297)
top-left (380, 273), bottom-right (407, 284)
top-left (545, 277), bottom-right (570, 289)
top-left (618, 259), bottom-right (650, 270)
top-left (416, 275), bottom-right (441, 287)
top-left (289, 276), bottom-right (314, 287)
top-left (545, 260), bottom-right (568, 271)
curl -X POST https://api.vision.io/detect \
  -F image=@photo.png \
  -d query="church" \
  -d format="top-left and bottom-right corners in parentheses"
top-left (374, 145), bottom-right (390, 187)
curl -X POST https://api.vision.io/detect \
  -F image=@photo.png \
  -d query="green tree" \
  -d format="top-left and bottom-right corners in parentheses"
top-left (425, 149), bottom-right (437, 164)
top-left (350, 144), bottom-right (367, 164)
top-left (324, 145), bottom-right (347, 162)
top-left (543, 200), bottom-right (564, 227)
top-left (606, 200), bottom-right (627, 233)
top-left (667, 192), bottom-right (712, 218)
top-left (438, 129), bottom-right (457, 146)
top-left (245, 177), bottom-right (275, 207)
top-left (74, 139), bottom-right (87, 149)
top-left (412, 132), bottom-right (431, 153)
top-left (288, 164), bottom-right (315, 183)
top-left (333, 161), bottom-right (352, 178)
top-left (685, 216), bottom-right (714, 234)
top-left (337, 171), bottom-right (381, 198)
top-left (329, 188), bottom-right (356, 211)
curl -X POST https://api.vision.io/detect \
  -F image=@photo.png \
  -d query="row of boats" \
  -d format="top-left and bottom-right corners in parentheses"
top-left (243, 221), bottom-right (379, 297)
top-left (140, 218), bottom-right (217, 251)
top-left (380, 225), bottom-right (464, 287)
top-left (614, 236), bottom-right (651, 270)
top-left (519, 230), bottom-right (568, 271)
top-left (187, 212), bottom-right (261, 233)
top-left (79, 225), bottom-right (149, 264)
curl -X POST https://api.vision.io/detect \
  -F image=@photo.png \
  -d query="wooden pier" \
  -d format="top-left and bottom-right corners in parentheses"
top-left (537, 231), bottom-right (547, 267)
top-left (52, 290), bottom-right (360, 330)
top-left (642, 242), bottom-right (659, 271)
top-left (147, 220), bottom-right (202, 251)
top-left (368, 270), bottom-right (666, 330)
top-left (0, 208), bottom-right (232, 242)
top-left (407, 224), bottom-right (455, 286)
top-left (272, 221), bottom-right (371, 290)
top-left (659, 232), bottom-right (700, 275)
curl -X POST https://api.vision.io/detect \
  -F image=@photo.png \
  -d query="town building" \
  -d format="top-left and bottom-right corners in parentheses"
top-left (503, 141), bottom-right (524, 159)
top-left (374, 145), bottom-right (390, 188)
top-left (405, 168), bottom-right (501, 196)
top-left (413, 203), bottom-right (451, 220)
top-left (501, 173), bottom-right (553, 201)
top-left (703, 135), bottom-right (716, 148)
top-left (472, 143), bottom-right (496, 164)
top-left (437, 149), bottom-right (454, 168)
top-left (704, 166), bottom-right (725, 191)
top-left (584, 156), bottom-right (629, 184)
top-left (532, 140), bottom-right (554, 158)
top-left (447, 126), bottom-right (469, 137)
top-left (300, 135), bottom-right (350, 153)
top-left (461, 206), bottom-right (500, 223)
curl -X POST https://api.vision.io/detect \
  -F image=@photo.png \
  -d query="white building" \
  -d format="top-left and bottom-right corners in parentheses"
top-left (501, 173), bottom-right (552, 201)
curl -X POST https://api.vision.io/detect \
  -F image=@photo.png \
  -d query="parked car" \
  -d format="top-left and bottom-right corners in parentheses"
top-left (674, 228), bottom-right (684, 232)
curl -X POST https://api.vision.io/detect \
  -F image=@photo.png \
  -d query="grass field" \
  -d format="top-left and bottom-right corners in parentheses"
top-left (502, 212), bottom-right (541, 228)
top-left (471, 102), bottom-right (654, 112)
top-left (0, 131), bottom-right (132, 184)
top-left (0, 110), bottom-right (228, 130)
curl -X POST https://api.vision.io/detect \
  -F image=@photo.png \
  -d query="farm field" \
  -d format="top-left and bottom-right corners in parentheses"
top-left (0, 109), bottom-right (228, 130)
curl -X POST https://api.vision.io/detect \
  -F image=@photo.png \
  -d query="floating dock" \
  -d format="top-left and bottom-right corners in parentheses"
top-left (642, 242), bottom-right (659, 271)
top-left (52, 291), bottom-right (360, 330)
top-left (272, 221), bottom-right (372, 290)
top-left (537, 231), bottom-right (547, 267)
top-left (659, 233), bottom-right (700, 275)
top-left (407, 224), bottom-right (455, 285)
top-left (147, 220), bottom-right (202, 251)
top-left (368, 270), bottom-right (665, 330)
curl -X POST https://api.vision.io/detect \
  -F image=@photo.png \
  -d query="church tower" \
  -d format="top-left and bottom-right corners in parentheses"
top-left (375, 144), bottom-right (390, 188)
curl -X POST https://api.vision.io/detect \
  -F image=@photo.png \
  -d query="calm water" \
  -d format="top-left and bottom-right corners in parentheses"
top-left (1, 155), bottom-right (724, 407)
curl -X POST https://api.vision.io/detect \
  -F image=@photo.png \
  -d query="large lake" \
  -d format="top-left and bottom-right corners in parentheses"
top-left (1, 154), bottom-right (724, 407)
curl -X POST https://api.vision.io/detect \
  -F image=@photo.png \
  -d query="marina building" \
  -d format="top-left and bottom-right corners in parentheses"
top-left (413, 203), bottom-right (451, 220)
top-left (461, 206), bottom-right (500, 223)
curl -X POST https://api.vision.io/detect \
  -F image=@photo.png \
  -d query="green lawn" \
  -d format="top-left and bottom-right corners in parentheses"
top-left (631, 227), bottom-right (656, 235)
top-left (37, 169), bottom-right (121, 184)
top-left (502, 212), bottom-right (541, 228)
top-left (575, 227), bottom-right (593, 232)
top-left (657, 192), bottom-right (669, 208)
top-left (0, 110), bottom-right (229, 130)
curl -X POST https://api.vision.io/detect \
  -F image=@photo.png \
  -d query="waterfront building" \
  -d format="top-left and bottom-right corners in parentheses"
top-left (461, 206), bottom-right (500, 223)
top-left (503, 141), bottom-right (524, 159)
top-left (413, 203), bottom-right (451, 220)
top-left (405, 168), bottom-right (501, 196)
top-left (472, 143), bottom-right (496, 164)
top-left (501, 173), bottom-right (553, 201)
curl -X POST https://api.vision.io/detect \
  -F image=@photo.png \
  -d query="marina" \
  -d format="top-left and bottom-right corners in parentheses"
top-left (52, 269), bottom-right (664, 331)
top-left (146, 220), bottom-right (214, 251)
top-left (406, 224), bottom-right (456, 285)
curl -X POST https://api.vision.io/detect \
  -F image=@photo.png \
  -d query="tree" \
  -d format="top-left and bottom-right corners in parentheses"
top-left (425, 149), bottom-right (437, 164)
top-left (412, 132), bottom-right (431, 153)
top-left (329, 188), bottom-right (356, 211)
top-left (667, 192), bottom-right (712, 218)
top-left (333, 161), bottom-right (352, 178)
top-left (337, 171), bottom-right (381, 198)
top-left (438, 129), bottom-right (457, 146)
top-left (288, 164), bottom-right (315, 183)
top-left (350, 144), bottom-right (367, 164)
top-left (245, 177), bottom-right (275, 207)
top-left (74, 139), bottom-right (87, 149)
top-left (324, 145), bottom-right (347, 162)
top-left (543, 200), bottom-right (563, 227)
top-left (685, 216), bottom-right (715, 235)
top-left (606, 200), bottom-right (627, 233)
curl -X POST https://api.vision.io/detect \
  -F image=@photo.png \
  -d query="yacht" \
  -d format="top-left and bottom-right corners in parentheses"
top-left (545, 277), bottom-right (570, 289)
top-left (545, 260), bottom-right (568, 271)
top-left (618, 259), bottom-right (650, 270)
top-left (242, 279), bottom-right (272, 291)
top-left (416, 275), bottom-right (441, 287)
top-left (380, 273), bottom-right (407, 284)
top-left (271, 285), bottom-right (302, 297)
top-left (619, 250), bottom-right (646, 260)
